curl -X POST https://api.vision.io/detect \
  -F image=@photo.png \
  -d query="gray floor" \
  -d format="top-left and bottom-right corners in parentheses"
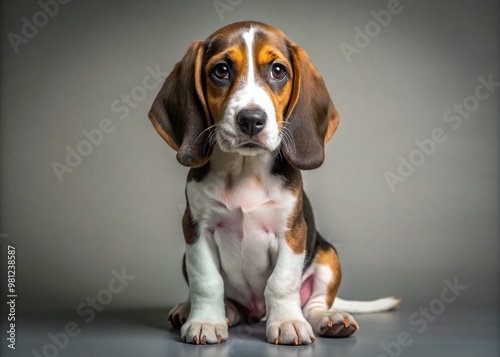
top-left (2, 307), bottom-right (498, 357)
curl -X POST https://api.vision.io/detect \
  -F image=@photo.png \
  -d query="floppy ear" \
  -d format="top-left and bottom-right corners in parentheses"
top-left (148, 41), bottom-right (212, 168)
top-left (283, 42), bottom-right (340, 170)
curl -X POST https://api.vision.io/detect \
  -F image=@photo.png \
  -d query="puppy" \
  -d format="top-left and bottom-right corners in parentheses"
top-left (149, 21), bottom-right (399, 345)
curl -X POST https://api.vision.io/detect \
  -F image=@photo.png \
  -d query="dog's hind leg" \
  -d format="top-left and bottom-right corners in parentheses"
top-left (302, 245), bottom-right (359, 338)
top-left (168, 299), bottom-right (191, 328)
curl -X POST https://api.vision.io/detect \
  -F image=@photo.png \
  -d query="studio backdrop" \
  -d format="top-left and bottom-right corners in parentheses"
top-left (0, 0), bottom-right (498, 313)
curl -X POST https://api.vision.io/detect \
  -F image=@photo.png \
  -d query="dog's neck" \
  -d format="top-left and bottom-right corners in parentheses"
top-left (209, 146), bottom-right (276, 179)
top-left (188, 146), bottom-right (300, 190)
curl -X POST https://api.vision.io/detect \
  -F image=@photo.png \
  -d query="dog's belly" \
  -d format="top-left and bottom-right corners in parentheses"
top-left (211, 205), bottom-right (280, 318)
top-left (186, 164), bottom-right (297, 319)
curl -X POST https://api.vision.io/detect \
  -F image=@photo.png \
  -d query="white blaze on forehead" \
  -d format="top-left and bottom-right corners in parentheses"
top-left (217, 26), bottom-right (281, 154)
top-left (242, 27), bottom-right (257, 86)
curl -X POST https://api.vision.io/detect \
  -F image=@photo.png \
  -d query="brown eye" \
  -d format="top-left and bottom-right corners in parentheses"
top-left (212, 63), bottom-right (230, 80)
top-left (271, 63), bottom-right (287, 80)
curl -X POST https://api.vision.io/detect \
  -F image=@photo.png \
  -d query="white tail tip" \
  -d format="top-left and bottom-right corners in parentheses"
top-left (333, 296), bottom-right (402, 314)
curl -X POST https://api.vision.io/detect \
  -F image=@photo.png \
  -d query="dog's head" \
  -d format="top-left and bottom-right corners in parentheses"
top-left (149, 21), bottom-right (340, 170)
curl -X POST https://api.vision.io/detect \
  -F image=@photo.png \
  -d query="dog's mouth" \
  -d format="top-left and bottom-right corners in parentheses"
top-left (225, 140), bottom-right (268, 156)
top-left (216, 130), bottom-right (269, 155)
top-left (236, 141), bottom-right (266, 149)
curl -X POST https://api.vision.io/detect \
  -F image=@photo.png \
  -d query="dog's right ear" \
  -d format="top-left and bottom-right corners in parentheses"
top-left (148, 41), bottom-right (213, 168)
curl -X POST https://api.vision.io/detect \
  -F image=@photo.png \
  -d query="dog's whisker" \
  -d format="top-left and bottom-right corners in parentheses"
top-left (281, 126), bottom-right (296, 154)
top-left (192, 123), bottom-right (222, 148)
top-left (278, 126), bottom-right (296, 155)
top-left (272, 148), bottom-right (284, 162)
top-left (208, 130), bottom-right (219, 146)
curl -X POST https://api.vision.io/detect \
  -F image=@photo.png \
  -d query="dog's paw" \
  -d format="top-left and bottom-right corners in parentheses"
top-left (180, 320), bottom-right (228, 344)
top-left (168, 302), bottom-right (190, 328)
top-left (224, 300), bottom-right (241, 327)
top-left (266, 319), bottom-right (316, 345)
top-left (308, 310), bottom-right (359, 338)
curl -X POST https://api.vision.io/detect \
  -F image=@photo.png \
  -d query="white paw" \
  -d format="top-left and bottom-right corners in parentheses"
top-left (308, 309), bottom-right (359, 338)
top-left (266, 318), bottom-right (316, 345)
top-left (180, 319), bottom-right (229, 344)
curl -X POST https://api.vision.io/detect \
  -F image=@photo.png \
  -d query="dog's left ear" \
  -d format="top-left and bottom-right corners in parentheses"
top-left (283, 42), bottom-right (340, 170)
top-left (148, 41), bottom-right (213, 168)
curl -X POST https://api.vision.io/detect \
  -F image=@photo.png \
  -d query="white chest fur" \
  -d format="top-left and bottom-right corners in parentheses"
top-left (186, 149), bottom-right (297, 312)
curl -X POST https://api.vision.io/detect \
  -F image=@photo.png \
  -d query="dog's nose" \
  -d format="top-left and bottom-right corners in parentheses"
top-left (237, 109), bottom-right (267, 137)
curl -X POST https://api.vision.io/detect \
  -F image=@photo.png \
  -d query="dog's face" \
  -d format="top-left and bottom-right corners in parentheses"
top-left (204, 25), bottom-right (294, 156)
top-left (149, 21), bottom-right (340, 169)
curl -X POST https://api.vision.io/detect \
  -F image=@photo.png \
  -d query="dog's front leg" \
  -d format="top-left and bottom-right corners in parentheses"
top-left (264, 234), bottom-right (316, 345)
top-left (181, 231), bottom-right (227, 344)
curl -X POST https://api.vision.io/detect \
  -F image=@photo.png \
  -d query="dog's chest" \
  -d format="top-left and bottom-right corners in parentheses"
top-left (186, 152), bottom-right (296, 308)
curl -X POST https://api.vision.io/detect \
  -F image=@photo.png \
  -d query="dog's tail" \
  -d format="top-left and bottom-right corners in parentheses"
top-left (333, 296), bottom-right (401, 314)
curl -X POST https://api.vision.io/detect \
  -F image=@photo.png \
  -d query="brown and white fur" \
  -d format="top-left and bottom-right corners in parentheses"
top-left (149, 21), bottom-right (399, 345)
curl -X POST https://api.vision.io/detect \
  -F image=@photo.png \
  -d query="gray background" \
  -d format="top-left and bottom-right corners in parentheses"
top-left (1, 0), bottom-right (498, 316)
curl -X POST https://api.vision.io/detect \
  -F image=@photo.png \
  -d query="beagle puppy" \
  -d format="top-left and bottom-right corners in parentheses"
top-left (149, 21), bottom-right (399, 345)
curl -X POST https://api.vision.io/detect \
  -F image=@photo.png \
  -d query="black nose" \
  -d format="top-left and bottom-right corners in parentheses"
top-left (237, 109), bottom-right (267, 137)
